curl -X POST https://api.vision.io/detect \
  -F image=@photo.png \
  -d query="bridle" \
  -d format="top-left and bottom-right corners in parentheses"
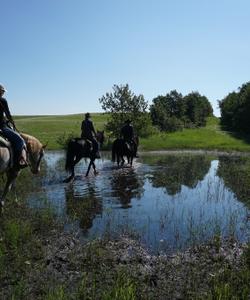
top-left (26, 146), bottom-right (44, 171)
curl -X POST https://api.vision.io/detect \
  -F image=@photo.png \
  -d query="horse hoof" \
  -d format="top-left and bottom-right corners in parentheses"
top-left (94, 171), bottom-right (99, 175)
top-left (63, 177), bottom-right (73, 183)
top-left (0, 200), bottom-right (4, 208)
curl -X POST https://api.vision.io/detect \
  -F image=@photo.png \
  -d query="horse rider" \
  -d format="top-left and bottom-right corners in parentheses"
top-left (81, 112), bottom-right (100, 158)
top-left (120, 119), bottom-right (138, 157)
top-left (0, 84), bottom-right (28, 169)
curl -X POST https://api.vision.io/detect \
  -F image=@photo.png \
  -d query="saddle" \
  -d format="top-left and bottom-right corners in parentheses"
top-left (0, 131), bottom-right (11, 148)
top-left (81, 138), bottom-right (93, 151)
top-left (81, 138), bottom-right (100, 158)
top-left (0, 132), bottom-right (14, 168)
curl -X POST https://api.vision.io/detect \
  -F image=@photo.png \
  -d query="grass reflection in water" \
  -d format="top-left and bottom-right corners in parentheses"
top-left (25, 151), bottom-right (250, 253)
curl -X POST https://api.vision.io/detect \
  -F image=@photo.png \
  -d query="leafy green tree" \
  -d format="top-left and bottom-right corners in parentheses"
top-left (184, 92), bottom-right (213, 127)
top-left (219, 82), bottom-right (250, 133)
top-left (150, 90), bottom-right (186, 132)
top-left (99, 84), bottom-right (152, 137)
top-left (219, 92), bottom-right (239, 130)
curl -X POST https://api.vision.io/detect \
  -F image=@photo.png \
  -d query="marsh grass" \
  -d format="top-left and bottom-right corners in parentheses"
top-left (0, 200), bottom-right (58, 299)
top-left (44, 285), bottom-right (68, 300)
top-left (102, 272), bottom-right (137, 300)
top-left (207, 250), bottom-right (250, 300)
top-left (0, 193), bottom-right (249, 299)
top-left (1, 146), bottom-right (250, 298)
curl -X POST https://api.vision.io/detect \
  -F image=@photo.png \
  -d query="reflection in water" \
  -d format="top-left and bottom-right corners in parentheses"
top-left (27, 151), bottom-right (250, 253)
top-left (217, 156), bottom-right (250, 209)
top-left (110, 168), bottom-right (144, 208)
top-left (145, 155), bottom-right (211, 195)
top-left (65, 182), bottom-right (103, 233)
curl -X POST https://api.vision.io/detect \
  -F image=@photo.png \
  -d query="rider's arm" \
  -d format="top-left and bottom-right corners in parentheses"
top-left (81, 120), bottom-right (85, 131)
top-left (2, 99), bottom-right (15, 128)
top-left (90, 121), bottom-right (97, 136)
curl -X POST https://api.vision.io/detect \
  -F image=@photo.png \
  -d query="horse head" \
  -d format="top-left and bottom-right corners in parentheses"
top-left (21, 133), bottom-right (47, 174)
top-left (96, 130), bottom-right (105, 147)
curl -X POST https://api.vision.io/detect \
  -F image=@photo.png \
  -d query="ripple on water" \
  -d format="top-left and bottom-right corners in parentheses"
top-left (28, 151), bottom-right (250, 253)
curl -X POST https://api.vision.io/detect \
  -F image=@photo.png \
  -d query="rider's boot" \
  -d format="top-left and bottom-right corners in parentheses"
top-left (18, 148), bottom-right (28, 169)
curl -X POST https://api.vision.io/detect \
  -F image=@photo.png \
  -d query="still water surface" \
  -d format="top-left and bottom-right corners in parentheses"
top-left (28, 151), bottom-right (250, 253)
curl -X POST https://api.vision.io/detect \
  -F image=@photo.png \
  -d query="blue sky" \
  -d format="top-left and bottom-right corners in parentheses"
top-left (1, 0), bottom-right (249, 116)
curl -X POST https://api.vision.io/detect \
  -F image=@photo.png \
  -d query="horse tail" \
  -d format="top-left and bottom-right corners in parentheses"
top-left (65, 139), bottom-right (75, 172)
top-left (112, 140), bottom-right (116, 162)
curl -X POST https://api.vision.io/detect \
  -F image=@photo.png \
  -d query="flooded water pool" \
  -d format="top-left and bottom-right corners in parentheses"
top-left (28, 151), bottom-right (250, 253)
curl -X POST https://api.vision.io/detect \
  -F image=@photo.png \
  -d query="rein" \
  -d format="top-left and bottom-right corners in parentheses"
top-left (27, 149), bottom-right (43, 169)
top-left (26, 144), bottom-right (43, 170)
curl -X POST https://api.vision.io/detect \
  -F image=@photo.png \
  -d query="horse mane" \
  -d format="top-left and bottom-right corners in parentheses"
top-left (20, 133), bottom-right (43, 153)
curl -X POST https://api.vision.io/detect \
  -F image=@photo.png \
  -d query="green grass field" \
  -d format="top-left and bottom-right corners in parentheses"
top-left (140, 117), bottom-right (250, 152)
top-left (15, 113), bottom-right (107, 150)
top-left (14, 114), bottom-right (250, 151)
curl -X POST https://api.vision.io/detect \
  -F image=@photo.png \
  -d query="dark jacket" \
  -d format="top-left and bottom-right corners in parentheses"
top-left (0, 97), bottom-right (12, 128)
top-left (121, 124), bottom-right (134, 141)
top-left (81, 119), bottom-right (96, 140)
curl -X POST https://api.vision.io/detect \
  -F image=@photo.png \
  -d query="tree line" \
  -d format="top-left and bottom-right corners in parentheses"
top-left (100, 82), bottom-right (250, 137)
top-left (99, 84), bottom-right (213, 137)
top-left (219, 82), bottom-right (250, 134)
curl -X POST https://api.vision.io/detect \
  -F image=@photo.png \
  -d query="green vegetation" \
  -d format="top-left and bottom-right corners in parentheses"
top-left (14, 113), bottom-right (107, 150)
top-left (1, 153), bottom-right (250, 298)
top-left (219, 81), bottom-right (250, 134)
top-left (99, 84), bottom-right (154, 138)
top-left (14, 115), bottom-right (250, 151)
top-left (1, 192), bottom-right (249, 299)
top-left (150, 90), bottom-right (213, 132)
top-left (140, 117), bottom-right (250, 152)
top-left (217, 156), bottom-right (250, 208)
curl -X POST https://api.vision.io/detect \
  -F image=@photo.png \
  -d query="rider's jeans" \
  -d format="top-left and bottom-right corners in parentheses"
top-left (1, 126), bottom-right (25, 161)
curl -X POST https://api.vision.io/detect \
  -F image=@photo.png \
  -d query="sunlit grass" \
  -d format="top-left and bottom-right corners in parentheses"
top-left (141, 117), bottom-right (250, 152)
top-left (15, 113), bottom-right (107, 150)
top-left (14, 115), bottom-right (250, 151)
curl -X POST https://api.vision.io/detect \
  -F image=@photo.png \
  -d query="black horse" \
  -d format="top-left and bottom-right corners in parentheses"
top-left (112, 137), bottom-right (138, 167)
top-left (63, 131), bottom-right (104, 182)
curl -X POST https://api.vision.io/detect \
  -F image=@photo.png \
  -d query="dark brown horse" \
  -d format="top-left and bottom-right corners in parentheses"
top-left (112, 137), bottom-right (138, 167)
top-left (64, 131), bottom-right (104, 182)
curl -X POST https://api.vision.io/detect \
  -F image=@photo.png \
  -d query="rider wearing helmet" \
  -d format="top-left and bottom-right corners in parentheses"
top-left (0, 84), bottom-right (27, 168)
top-left (81, 113), bottom-right (100, 158)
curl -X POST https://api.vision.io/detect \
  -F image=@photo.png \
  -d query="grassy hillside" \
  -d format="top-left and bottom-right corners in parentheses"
top-left (15, 113), bottom-right (107, 150)
top-left (14, 114), bottom-right (250, 151)
top-left (140, 117), bottom-right (250, 152)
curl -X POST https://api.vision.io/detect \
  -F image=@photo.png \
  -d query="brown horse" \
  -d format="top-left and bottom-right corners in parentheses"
top-left (0, 133), bottom-right (46, 208)
top-left (64, 130), bottom-right (104, 182)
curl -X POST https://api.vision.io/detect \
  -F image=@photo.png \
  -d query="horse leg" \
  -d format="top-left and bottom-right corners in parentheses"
top-left (85, 160), bottom-right (93, 177)
top-left (92, 161), bottom-right (98, 175)
top-left (0, 170), bottom-right (19, 208)
top-left (63, 164), bottom-right (76, 183)
top-left (85, 159), bottom-right (98, 176)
